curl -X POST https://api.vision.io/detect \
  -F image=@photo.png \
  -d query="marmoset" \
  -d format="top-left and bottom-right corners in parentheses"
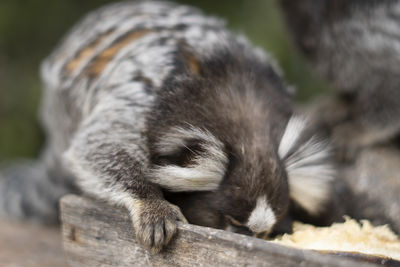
top-left (280, 0), bottom-right (400, 153)
top-left (0, 1), bottom-right (335, 252)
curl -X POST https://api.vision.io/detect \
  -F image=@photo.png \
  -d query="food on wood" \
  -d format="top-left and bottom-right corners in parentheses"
top-left (270, 217), bottom-right (400, 261)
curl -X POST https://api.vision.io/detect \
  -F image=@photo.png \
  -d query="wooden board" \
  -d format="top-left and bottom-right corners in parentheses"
top-left (60, 195), bottom-right (381, 267)
top-left (0, 220), bottom-right (67, 267)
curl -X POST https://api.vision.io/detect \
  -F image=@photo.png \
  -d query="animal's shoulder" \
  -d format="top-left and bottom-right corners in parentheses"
top-left (39, 1), bottom-right (226, 91)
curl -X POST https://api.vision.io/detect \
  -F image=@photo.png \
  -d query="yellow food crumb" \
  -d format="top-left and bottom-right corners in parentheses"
top-left (270, 217), bottom-right (400, 261)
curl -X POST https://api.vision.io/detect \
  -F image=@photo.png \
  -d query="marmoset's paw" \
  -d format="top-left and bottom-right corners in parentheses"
top-left (131, 199), bottom-right (187, 253)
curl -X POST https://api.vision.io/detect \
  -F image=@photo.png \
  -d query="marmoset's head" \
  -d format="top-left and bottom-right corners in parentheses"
top-left (146, 52), bottom-right (335, 237)
top-left (152, 116), bottom-right (334, 237)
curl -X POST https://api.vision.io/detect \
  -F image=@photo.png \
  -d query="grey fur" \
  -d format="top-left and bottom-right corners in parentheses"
top-left (280, 0), bottom-right (400, 150)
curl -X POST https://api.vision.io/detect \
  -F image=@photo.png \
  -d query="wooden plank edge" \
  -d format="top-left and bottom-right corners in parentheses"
top-left (60, 194), bottom-right (379, 267)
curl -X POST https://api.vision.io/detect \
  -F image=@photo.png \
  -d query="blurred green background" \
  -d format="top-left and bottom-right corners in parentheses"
top-left (0, 0), bottom-right (328, 163)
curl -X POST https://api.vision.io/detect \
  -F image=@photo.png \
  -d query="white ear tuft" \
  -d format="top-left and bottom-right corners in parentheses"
top-left (149, 126), bottom-right (228, 192)
top-left (279, 116), bottom-right (335, 215)
top-left (278, 116), bottom-right (308, 158)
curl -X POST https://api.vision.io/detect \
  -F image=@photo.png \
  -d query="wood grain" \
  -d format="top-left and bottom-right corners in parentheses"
top-left (60, 195), bottom-right (380, 267)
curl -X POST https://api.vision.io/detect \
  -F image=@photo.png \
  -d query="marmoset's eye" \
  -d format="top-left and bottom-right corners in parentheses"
top-left (225, 215), bottom-right (252, 235)
top-left (226, 215), bottom-right (269, 238)
top-left (226, 217), bottom-right (252, 235)
top-left (226, 215), bottom-right (244, 227)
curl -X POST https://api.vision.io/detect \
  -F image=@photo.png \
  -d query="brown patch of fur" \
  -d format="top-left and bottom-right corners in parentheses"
top-left (84, 29), bottom-right (152, 78)
top-left (179, 42), bottom-right (201, 75)
top-left (64, 29), bottom-right (114, 74)
top-left (184, 51), bottom-right (201, 75)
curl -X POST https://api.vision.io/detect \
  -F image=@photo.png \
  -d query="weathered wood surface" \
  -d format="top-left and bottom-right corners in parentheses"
top-left (60, 195), bottom-right (380, 267)
top-left (0, 220), bottom-right (67, 267)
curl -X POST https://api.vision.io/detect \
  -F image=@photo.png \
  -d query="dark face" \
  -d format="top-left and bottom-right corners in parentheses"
top-left (164, 147), bottom-right (290, 238)
top-left (216, 149), bottom-right (290, 237)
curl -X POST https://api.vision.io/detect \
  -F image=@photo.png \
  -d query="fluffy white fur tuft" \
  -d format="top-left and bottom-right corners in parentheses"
top-left (279, 116), bottom-right (335, 215)
top-left (246, 196), bottom-right (276, 234)
top-left (150, 126), bottom-right (228, 191)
